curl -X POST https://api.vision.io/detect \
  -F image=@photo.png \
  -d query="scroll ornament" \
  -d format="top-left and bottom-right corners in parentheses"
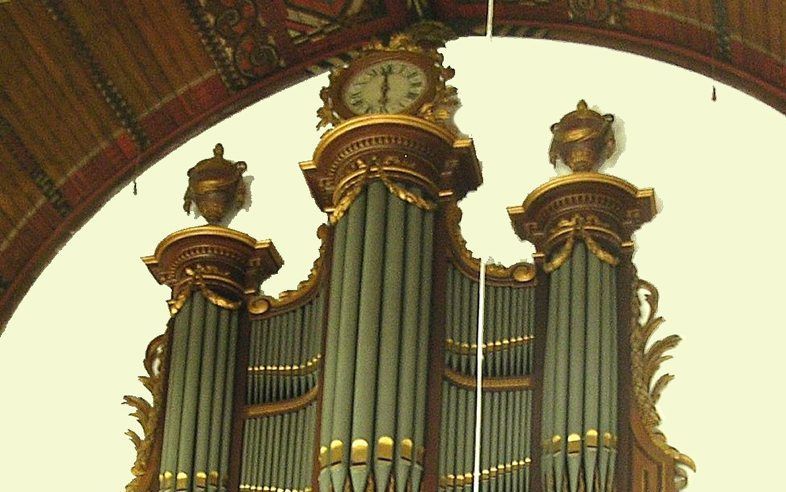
top-left (444, 200), bottom-right (536, 284)
top-left (124, 333), bottom-right (168, 492)
top-left (329, 156), bottom-right (437, 225)
top-left (632, 279), bottom-right (696, 489)
top-left (249, 224), bottom-right (331, 317)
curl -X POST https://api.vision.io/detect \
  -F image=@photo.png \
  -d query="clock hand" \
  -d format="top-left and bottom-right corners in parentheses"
top-left (380, 72), bottom-right (390, 112)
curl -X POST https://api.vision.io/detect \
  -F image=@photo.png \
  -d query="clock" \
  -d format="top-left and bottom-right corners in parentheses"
top-left (316, 34), bottom-right (459, 131)
top-left (341, 59), bottom-right (429, 115)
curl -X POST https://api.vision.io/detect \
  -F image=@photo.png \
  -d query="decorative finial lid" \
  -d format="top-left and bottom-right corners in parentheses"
top-left (183, 143), bottom-right (247, 225)
top-left (548, 100), bottom-right (615, 173)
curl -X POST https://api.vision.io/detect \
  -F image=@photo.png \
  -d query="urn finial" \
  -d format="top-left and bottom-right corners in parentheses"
top-left (548, 100), bottom-right (616, 173)
top-left (183, 143), bottom-right (247, 225)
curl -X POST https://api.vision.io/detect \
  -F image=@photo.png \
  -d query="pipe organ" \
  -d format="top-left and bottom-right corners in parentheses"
top-left (125, 33), bottom-right (694, 492)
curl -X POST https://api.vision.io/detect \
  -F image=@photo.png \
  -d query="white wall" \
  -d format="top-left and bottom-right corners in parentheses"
top-left (1, 37), bottom-right (783, 491)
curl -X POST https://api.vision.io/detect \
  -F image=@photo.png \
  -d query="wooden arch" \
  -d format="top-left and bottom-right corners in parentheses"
top-left (0, 0), bottom-right (784, 330)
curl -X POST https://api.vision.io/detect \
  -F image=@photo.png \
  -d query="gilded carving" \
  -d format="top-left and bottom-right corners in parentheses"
top-left (508, 174), bottom-right (657, 267)
top-left (187, 0), bottom-right (282, 90)
top-left (250, 224), bottom-right (331, 318)
top-left (316, 32), bottom-right (460, 134)
top-left (144, 226), bottom-right (283, 314)
top-left (632, 279), bottom-right (696, 489)
top-left (167, 265), bottom-right (243, 316)
top-left (543, 214), bottom-right (619, 273)
top-left (124, 333), bottom-right (168, 492)
top-left (567, 0), bottom-right (623, 26)
top-left (445, 201), bottom-right (537, 286)
top-left (549, 100), bottom-right (615, 173)
top-left (328, 156), bottom-right (438, 225)
top-left (302, 114), bottom-right (482, 213)
top-left (183, 144), bottom-right (247, 225)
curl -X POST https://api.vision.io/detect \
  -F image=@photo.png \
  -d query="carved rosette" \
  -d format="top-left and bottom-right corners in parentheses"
top-left (508, 173), bottom-right (656, 271)
top-left (300, 114), bottom-right (482, 221)
top-left (142, 225), bottom-right (283, 315)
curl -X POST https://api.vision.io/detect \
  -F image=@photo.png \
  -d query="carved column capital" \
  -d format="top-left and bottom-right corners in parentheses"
top-left (300, 114), bottom-right (481, 221)
top-left (508, 173), bottom-right (656, 271)
top-left (143, 226), bottom-right (283, 314)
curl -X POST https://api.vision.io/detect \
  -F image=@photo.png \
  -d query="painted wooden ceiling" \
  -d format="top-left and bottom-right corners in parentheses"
top-left (0, 0), bottom-right (783, 331)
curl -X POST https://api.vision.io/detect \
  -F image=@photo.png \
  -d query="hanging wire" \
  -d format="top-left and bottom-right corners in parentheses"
top-left (473, 258), bottom-right (490, 491)
top-left (486, 0), bottom-right (495, 39)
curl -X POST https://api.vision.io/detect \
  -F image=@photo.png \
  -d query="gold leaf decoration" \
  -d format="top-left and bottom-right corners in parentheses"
top-left (168, 265), bottom-right (242, 316)
top-left (329, 157), bottom-right (437, 226)
top-left (444, 200), bottom-right (536, 286)
top-left (316, 31), bottom-right (461, 133)
top-left (544, 214), bottom-right (619, 273)
top-left (124, 332), bottom-right (168, 492)
top-left (632, 278), bottom-right (696, 489)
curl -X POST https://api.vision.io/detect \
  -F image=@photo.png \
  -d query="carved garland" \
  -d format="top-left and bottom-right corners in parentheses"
top-left (543, 214), bottom-right (619, 273)
top-left (167, 265), bottom-right (242, 316)
top-left (329, 157), bottom-right (437, 225)
top-left (124, 332), bottom-right (168, 492)
top-left (632, 278), bottom-right (696, 490)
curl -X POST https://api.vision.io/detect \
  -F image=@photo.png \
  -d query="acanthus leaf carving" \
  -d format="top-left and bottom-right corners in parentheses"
top-left (632, 278), bottom-right (695, 490)
top-left (124, 332), bottom-right (168, 492)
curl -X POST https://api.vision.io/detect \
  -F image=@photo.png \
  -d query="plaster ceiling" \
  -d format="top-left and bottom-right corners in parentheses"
top-left (0, 0), bottom-right (783, 331)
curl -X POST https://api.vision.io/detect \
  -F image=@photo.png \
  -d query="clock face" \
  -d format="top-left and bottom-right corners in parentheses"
top-left (342, 60), bottom-right (428, 115)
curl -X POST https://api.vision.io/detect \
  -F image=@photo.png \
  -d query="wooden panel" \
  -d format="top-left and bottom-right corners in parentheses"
top-left (122, 1), bottom-right (212, 118)
top-left (0, 148), bottom-right (41, 228)
top-left (11, 3), bottom-right (120, 145)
